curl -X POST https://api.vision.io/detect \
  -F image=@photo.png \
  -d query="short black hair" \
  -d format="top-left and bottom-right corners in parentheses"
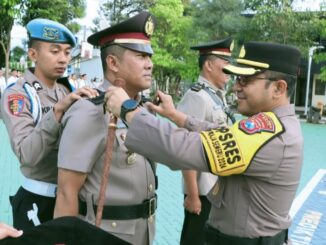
top-left (198, 54), bottom-right (221, 70)
top-left (100, 44), bottom-right (127, 74)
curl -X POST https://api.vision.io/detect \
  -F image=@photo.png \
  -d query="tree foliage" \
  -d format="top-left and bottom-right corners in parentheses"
top-left (150, 0), bottom-right (195, 96)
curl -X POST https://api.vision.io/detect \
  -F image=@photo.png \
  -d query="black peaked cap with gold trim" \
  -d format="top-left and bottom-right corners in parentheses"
top-left (87, 11), bottom-right (155, 55)
top-left (190, 37), bottom-right (233, 59)
top-left (223, 41), bottom-right (301, 76)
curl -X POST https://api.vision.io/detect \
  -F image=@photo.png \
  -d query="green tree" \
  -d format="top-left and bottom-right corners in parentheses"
top-left (150, 0), bottom-right (196, 98)
top-left (10, 46), bottom-right (26, 63)
top-left (0, 0), bottom-right (23, 80)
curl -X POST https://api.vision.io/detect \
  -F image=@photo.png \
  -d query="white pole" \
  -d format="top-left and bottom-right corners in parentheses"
top-left (304, 46), bottom-right (324, 116)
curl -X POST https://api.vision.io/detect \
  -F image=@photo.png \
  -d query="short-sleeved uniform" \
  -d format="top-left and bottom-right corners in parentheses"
top-left (0, 68), bottom-right (71, 229)
top-left (177, 76), bottom-right (227, 244)
top-left (58, 80), bottom-right (156, 245)
top-left (125, 104), bottom-right (303, 241)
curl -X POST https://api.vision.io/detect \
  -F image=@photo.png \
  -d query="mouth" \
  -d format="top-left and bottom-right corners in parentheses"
top-left (55, 68), bottom-right (66, 73)
top-left (236, 92), bottom-right (246, 100)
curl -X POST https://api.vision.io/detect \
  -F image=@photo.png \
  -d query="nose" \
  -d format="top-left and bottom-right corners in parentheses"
top-left (145, 56), bottom-right (153, 70)
top-left (58, 51), bottom-right (70, 64)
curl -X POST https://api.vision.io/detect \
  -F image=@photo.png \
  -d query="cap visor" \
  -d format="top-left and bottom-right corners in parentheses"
top-left (119, 43), bottom-right (153, 55)
top-left (222, 64), bottom-right (261, 76)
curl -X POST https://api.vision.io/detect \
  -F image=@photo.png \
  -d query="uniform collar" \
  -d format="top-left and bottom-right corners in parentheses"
top-left (198, 75), bottom-right (226, 96)
top-left (100, 78), bottom-right (141, 101)
top-left (272, 104), bottom-right (295, 118)
top-left (24, 68), bottom-right (62, 93)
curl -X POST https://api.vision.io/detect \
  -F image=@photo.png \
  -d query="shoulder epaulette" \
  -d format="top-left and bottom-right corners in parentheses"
top-left (87, 90), bottom-right (105, 105)
top-left (190, 83), bottom-right (204, 92)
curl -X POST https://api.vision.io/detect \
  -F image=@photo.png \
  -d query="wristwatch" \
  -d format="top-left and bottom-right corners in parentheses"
top-left (120, 99), bottom-right (139, 122)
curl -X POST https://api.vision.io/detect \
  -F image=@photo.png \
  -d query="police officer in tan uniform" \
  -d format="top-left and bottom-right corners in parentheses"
top-left (178, 37), bottom-right (234, 245)
top-left (0, 18), bottom-right (97, 229)
top-left (54, 12), bottom-right (157, 245)
top-left (106, 41), bottom-right (303, 245)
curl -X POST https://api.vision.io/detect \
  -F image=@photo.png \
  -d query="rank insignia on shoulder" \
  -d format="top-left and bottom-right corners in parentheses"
top-left (190, 83), bottom-right (204, 92)
top-left (87, 90), bottom-right (105, 105)
top-left (8, 94), bottom-right (25, 116)
top-left (32, 81), bottom-right (43, 91)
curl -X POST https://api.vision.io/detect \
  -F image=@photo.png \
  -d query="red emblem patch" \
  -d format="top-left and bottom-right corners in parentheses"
top-left (239, 113), bottom-right (275, 134)
top-left (8, 94), bottom-right (25, 116)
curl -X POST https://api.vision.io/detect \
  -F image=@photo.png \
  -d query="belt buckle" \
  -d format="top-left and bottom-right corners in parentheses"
top-left (149, 197), bottom-right (156, 217)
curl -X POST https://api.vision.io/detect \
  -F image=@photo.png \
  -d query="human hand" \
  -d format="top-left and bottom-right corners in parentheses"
top-left (146, 91), bottom-right (177, 119)
top-left (54, 86), bottom-right (99, 122)
top-left (184, 195), bottom-right (201, 215)
top-left (105, 86), bottom-right (130, 117)
top-left (0, 223), bottom-right (23, 240)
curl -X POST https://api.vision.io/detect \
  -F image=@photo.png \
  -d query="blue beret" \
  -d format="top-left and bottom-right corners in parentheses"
top-left (27, 18), bottom-right (76, 47)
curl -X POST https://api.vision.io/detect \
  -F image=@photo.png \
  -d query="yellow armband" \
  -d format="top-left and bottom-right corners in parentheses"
top-left (200, 112), bottom-right (284, 176)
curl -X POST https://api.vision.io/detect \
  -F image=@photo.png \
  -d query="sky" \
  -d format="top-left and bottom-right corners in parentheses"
top-left (10, 0), bottom-right (324, 49)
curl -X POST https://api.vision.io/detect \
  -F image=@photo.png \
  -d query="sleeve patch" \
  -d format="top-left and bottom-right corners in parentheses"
top-left (200, 112), bottom-right (284, 176)
top-left (239, 113), bottom-right (275, 134)
top-left (8, 94), bottom-right (25, 116)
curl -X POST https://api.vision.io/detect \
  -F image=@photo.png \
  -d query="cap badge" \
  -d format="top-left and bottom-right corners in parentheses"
top-left (145, 16), bottom-right (154, 36)
top-left (239, 46), bottom-right (246, 58)
top-left (42, 27), bottom-right (59, 41)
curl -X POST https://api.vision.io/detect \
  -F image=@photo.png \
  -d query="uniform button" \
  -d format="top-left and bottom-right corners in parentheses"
top-left (111, 222), bottom-right (117, 228)
top-left (148, 184), bottom-right (153, 191)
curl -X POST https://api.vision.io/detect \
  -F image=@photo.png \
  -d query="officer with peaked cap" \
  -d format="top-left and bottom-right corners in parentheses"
top-left (105, 41), bottom-right (303, 244)
top-left (0, 18), bottom-right (98, 229)
top-left (178, 37), bottom-right (234, 245)
top-left (54, 12), bottom-right (157, 245)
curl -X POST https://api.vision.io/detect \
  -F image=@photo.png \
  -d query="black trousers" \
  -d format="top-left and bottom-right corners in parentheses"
top-left (0, 216), bottom-right (130, 245)
top-left (9, 187), bottom-right (56, 230)
top-left (180, 195), bottom-right (211, 245)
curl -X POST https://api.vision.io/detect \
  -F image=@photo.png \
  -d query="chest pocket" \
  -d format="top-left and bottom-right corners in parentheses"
top-left (211, 105), bottom-right (227, 126)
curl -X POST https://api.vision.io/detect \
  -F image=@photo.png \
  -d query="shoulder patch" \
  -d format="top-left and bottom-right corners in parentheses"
top-left (8, 94), bottom-right (25, 116)
top-left (239, 113), bottom-right (275, 134)
top-left (190, 83), bottom-right (204, 92)
top-left (32, 81), bottom-right (43, 91)
top-left (200, 112), bottom-right (284, 176)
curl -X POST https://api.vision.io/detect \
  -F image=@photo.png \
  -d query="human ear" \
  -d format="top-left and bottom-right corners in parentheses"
top-left (273, 80), bottom-right (287, 97)
top-left (28, 48), bottom-right (37, 63)
top-left (107, 55), bottom-right (119, 73)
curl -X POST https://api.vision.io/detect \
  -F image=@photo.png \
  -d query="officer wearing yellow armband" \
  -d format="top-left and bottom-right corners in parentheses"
top-left (105, 41), bottom-right (303, 245)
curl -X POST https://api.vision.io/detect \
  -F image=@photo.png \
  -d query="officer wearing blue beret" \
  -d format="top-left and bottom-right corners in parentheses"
top-left (0, 18), bottom-right (98, 229)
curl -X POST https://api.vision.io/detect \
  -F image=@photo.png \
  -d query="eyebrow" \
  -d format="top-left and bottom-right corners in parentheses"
top-left (49, 43), bottom-right (72, 50)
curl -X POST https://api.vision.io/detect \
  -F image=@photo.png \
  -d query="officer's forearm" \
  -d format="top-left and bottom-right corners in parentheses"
top-left (53, 187), bottom-right (79, 218)
top-left (182, 170), bottom-right (199, 197)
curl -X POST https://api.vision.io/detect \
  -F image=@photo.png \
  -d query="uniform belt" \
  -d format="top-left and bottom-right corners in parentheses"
top-left (204, 225), bottom-right (288, 245)
top-left (22, 176), bottom-right (57, 198)
top-left (79, 195), bottom-right (157, 220)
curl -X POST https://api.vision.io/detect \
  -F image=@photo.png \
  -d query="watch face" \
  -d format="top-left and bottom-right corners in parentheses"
top-left (124, 99), bottom-right (138, 109)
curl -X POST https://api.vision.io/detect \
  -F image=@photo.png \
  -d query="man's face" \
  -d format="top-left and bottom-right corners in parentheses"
top-left (117, 49), bottom-right (153, 92)
top-left (29, 42), bottom-right (72, 81)
top-left (233, 73), bottom-right (275, 116)
top-left (207, 57), bottom-right (230, 89)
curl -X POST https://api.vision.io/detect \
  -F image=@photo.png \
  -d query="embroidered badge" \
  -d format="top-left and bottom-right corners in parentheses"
top-left (8, 94), bottom-right (25, 116)
top-left (145, 16), bottom-right (154, 36)
top-left (239, 113), bottom-right (275, 135)
top-left (32, 81), bottom-right (43, 91)
top-left (42, 27), bottom-right (59, 40)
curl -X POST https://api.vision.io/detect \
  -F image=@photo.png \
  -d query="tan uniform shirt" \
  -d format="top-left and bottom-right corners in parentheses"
top-left (0, 69), bottom-right (70, 183)
top-left (125, 104), bottom-right (303, 238)
top-left (58, 80), bottom-right (156, 245)
top-left (177, 76), bottom-right (227, 195)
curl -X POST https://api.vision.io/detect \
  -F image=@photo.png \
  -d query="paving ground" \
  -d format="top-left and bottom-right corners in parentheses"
top-left (1, 119), bottom-right (326, 244)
